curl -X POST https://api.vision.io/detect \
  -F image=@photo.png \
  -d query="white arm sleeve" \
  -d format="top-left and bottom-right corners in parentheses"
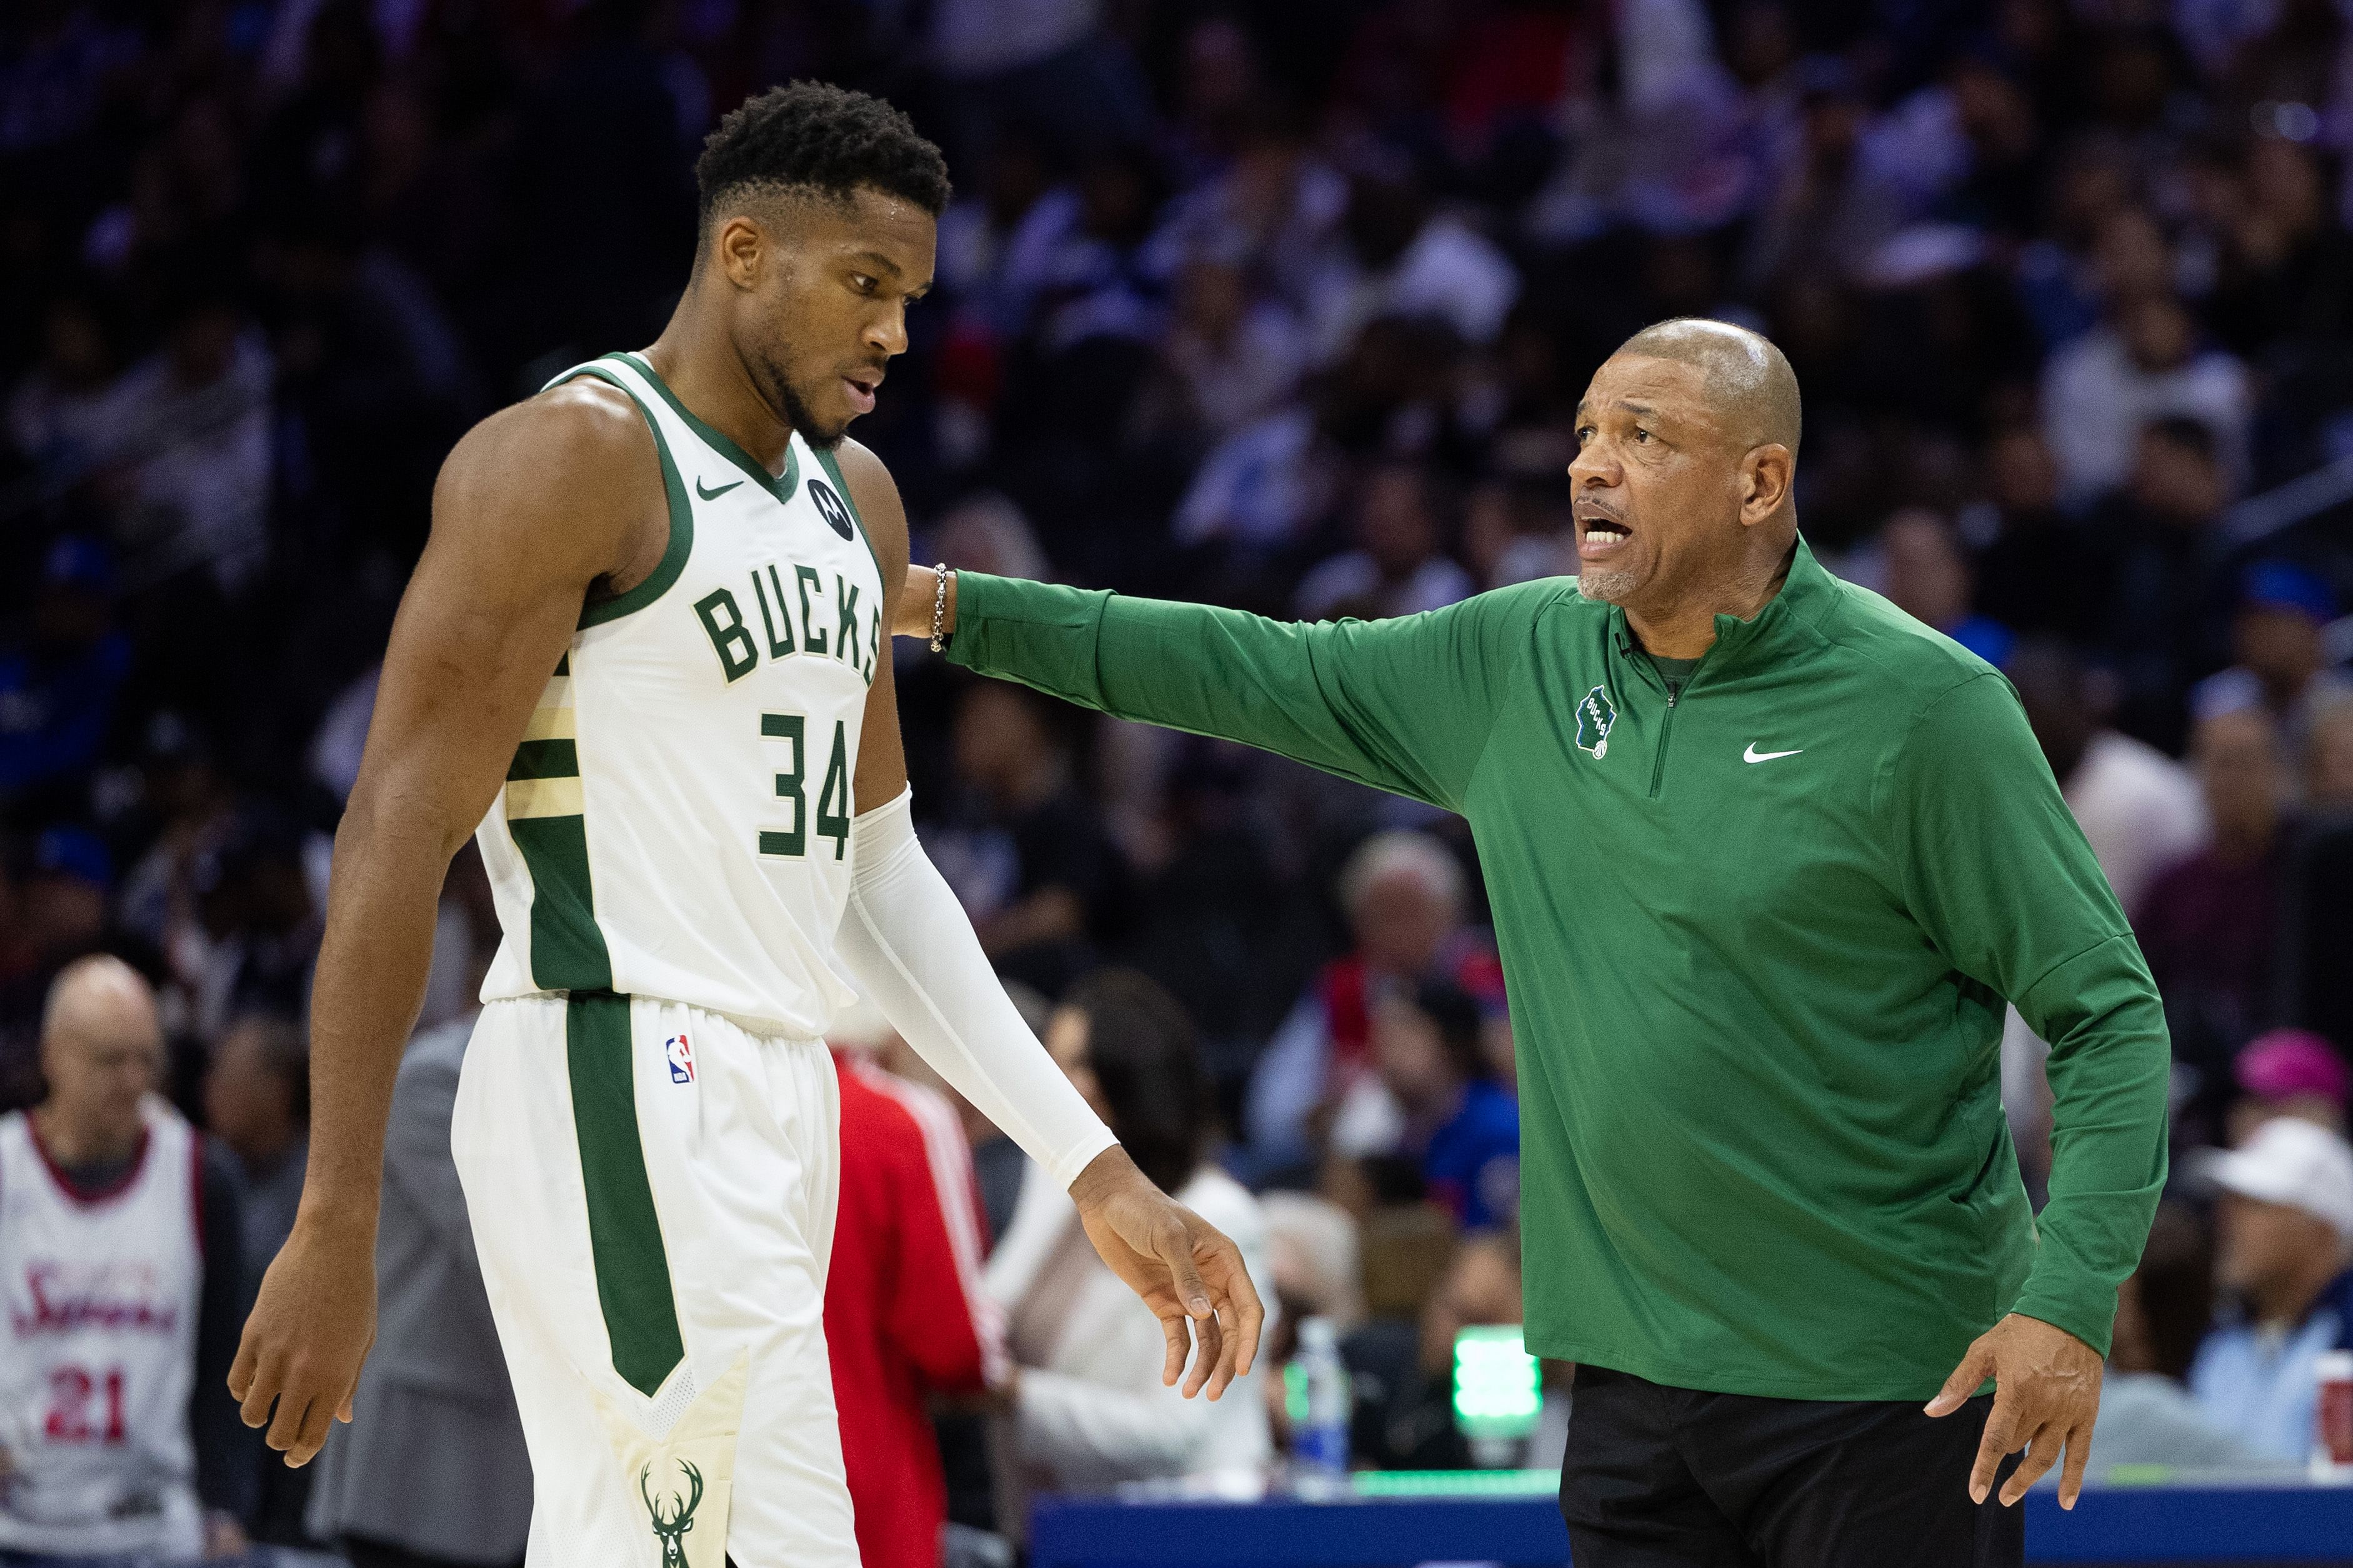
top-left (838, 787), bottom-right (1119, 1190)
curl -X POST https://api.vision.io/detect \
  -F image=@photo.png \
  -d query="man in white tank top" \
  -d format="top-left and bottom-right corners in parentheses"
top-left (231, 83), bottom-right (1262, 1568)
top-left (1, 957), bottom-right (252, 1563)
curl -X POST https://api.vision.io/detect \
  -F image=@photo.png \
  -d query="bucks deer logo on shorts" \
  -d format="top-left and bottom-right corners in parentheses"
top-left (1576, 685), bottom-right (1617, 759)
top-left (642, 1459), bottom-right (703, 1567)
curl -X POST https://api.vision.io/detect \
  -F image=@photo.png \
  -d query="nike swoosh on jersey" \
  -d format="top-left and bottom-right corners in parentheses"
top-left (1744, 744), bottom-right (1804, 763)
top-left (696, 477), bottom-right (744, 501)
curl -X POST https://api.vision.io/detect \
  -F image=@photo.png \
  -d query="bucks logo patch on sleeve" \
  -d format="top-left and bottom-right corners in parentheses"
top-left (1576, 685), bottom-right (1617, 759)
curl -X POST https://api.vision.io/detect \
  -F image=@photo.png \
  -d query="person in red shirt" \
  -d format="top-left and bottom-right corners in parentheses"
top-left (826, 1032), bottom-right (1006, 1568)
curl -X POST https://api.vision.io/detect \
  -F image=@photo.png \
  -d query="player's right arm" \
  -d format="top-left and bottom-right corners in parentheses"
top-left (896, 568), bottom-right (1559, 812)
top-left (229, 382), bottom-right (662, 1468)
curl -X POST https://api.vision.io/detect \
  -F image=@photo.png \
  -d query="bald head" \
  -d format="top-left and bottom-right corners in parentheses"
top-left (1612, 319), bottom-right (1802, 459)
top-left (37, 955), bottom-right (162, 1162)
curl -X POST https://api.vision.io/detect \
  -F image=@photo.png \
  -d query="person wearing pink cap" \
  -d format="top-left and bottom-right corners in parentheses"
top-left (2228, 1029), bottom-right (2349, 1146)
top-left (2187, 1117), bottom-right (2353, 1461)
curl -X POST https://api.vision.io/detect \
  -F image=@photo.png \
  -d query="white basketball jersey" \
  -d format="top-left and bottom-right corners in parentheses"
top-left (0, 1102), bottom-right (202, 1558)
top-left (476, 352), bottom-right (889, 1037)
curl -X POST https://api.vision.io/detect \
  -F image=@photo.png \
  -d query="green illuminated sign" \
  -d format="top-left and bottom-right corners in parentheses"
top-left (1452, 1325), bottom-right (1541, 1441)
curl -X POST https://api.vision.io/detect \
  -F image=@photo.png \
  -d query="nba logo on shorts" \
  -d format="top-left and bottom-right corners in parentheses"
top-left (665, 1034), bottom-right (695, 1084)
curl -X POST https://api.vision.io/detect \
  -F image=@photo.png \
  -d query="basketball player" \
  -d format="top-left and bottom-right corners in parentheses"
top-left (1, 956), bottom-right (251, 1561)
top-left (229, 82), bottom-right (1262, 1568)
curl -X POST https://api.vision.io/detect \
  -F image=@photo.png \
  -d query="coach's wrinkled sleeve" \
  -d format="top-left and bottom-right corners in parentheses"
top-left (945, 574), bottom-right (1555, 812)
top-left (1886, 671), bottom-right (2170, 1356)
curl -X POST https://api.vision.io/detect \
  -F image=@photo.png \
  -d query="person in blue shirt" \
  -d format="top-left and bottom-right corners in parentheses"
top-left (2189, 1116), bottom-right (2353, 1462)
top-left (0, 537), bottom-right (131, 803)
top-left (1372, 979), bottom-right (1519, 1231)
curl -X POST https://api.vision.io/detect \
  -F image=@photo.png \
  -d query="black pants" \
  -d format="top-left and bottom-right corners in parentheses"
top-left (1559, 1366), bottom-right (2025, 1568)
top-left (342, 1538), bottom-right (519, 1568)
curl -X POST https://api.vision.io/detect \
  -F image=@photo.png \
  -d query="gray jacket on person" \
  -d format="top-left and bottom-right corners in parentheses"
top-left (307, 1014), bottom-right (531, 1561)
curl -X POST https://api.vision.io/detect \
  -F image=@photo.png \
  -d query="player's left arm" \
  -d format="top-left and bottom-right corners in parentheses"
top-left (831, 442), bottom-right (1264, 1401)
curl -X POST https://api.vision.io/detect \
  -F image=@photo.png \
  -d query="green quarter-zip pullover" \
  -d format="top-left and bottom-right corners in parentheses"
top-left (946, 539), bottom-right (2169, 1401)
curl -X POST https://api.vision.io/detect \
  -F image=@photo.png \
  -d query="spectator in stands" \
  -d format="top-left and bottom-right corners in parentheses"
top-left (827, 1020), bottom-right (1005, 1568)
top-left (1877, 509), bottom-right (2014, 666)
top-left (177, 809), bottom-right (322, 1044)
top-left (199, 1005), bottom-right (327, 1546)
top-left (20, 827), bottom-right (112, 977)
top-left (1970, 429), bottom-right (2114, 647)
top-left (2086, 1202), bottom-right (2264, 1474)
top-left (0, 538), bottom-right (131, 807)
top-left (986, 969), bottom-right (1273, 1498)
top-left (1242, 831), bottom-right (1500, 1184)
top-left (2102, 417), bottom-right (2239, 752)
top-left (1302, 162), bottom-right (1519, 366)
top-left (927, 683), bottom-right (1125, 997)
top-left (2002, 639), bottom-right (2208, 1192)
top-left (2189, 1117), bottom-right (2353, 1463)
top-left (307, 1005), bottom-right (531, 1568)
top-left (2042, 234), bottom-right (2252, 506)
top-left (0, 956), bottom-right (253, 1559)
top-left (1331, 980), bottom-right (1519, 1232)
top-left (1254, 1190), bottom-right (1364, 1451)
top-left (1344, 1227), bottom-right (1522, 1473)
top-left (203, 1012), bottom-right (308, 1291)
top-left (1155, 251), bottom-right (1307, 440)
top-left (6, 292), bottom-right (120, 477)
top-left (2192, 561), bottom-right (2352, 747)
top-left (2308, 691), bottom-right (2353, 812)
top-left (2008, 640), bottom-right (2209, 915)
top-left (99, 279), bottom-right (275, 596)
top-left (2228, 1030), bottom-right (2350, 1146)
top-left (1295, 462), bottom-right (1474, 623)
top-left (2136, 706), bottom-right (2290, 1109)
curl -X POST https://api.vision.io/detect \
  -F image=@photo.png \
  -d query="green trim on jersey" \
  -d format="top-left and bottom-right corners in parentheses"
top-left (507, 738), bottom-right (578, 780)
top-left (565, 992), bottom-right (685, 1397)
top-left (619, 351), bottom-right (801, 506)
top-left (812, 445), bottom-right (886, 589)
top-left (511, 812), bottom-right (611, 992)
top-left (552, 361), bottom-right (696, 630)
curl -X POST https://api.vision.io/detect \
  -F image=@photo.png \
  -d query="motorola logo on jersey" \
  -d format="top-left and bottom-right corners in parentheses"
top-left (806, 479), bottom-right (856, 542)
top-left (665, 1034), bottom-right (695, 1084)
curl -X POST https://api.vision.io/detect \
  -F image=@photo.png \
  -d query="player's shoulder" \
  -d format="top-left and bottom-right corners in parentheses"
top-left (439, 376), bottom-right (654, 503)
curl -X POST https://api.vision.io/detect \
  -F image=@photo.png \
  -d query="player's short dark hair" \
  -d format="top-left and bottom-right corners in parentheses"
top-left (694, 81), bottom-right (951, 231)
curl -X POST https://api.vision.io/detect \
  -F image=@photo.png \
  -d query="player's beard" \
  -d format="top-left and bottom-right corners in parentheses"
top-left (749, 344), bottom-right (847, 451)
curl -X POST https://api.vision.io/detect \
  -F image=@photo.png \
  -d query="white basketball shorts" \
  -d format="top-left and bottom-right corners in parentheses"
top-left (451, 992), bottom-right (857, 1568)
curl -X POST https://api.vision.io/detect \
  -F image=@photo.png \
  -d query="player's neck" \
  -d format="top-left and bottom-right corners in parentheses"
top-left (640, 315), bottom-right (796, 478)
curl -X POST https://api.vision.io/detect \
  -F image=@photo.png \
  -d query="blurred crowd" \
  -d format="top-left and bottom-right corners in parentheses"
top-left (6, 0), bottom-right (2353, 1561)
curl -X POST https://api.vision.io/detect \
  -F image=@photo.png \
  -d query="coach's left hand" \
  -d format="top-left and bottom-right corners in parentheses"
top-left (1926, 1312), bottom-right (2104, 1510)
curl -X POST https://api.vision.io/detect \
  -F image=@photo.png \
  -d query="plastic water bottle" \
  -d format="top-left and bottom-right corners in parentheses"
top-left (1289, 1316), bottom-right (1351, 1494)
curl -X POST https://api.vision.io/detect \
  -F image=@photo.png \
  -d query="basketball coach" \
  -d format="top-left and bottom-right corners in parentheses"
top-left (896, 318), bottom-right (2171, 1568)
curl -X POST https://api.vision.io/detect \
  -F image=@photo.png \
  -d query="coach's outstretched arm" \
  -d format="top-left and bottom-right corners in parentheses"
top-left (837, 450), bottom-right (1264, 1401)
top-left (230, 380), bottom-right (667, 1466)
top-left (897, 567), bottom-right (1554, 814)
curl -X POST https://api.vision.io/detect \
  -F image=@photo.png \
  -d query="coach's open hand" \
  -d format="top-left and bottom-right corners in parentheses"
top-left (1926, 1312), bottom-right (2104, 1510)
top-left (1069, 1146), bottom-right (1264, 1399)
